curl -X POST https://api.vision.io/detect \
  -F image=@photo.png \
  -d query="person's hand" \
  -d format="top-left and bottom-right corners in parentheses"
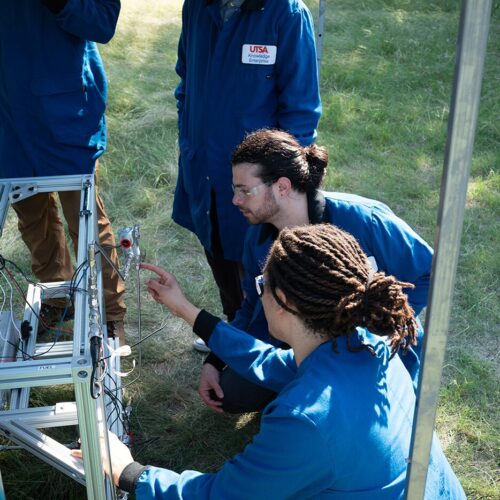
top-left (141, 262), bottom-right (183, 307)
top-left (71, 431), bottom-right (133, 487)
top-left (141, 263), bottom-right (201, 326)
top-left (198, 363), bottom-right (225, 413)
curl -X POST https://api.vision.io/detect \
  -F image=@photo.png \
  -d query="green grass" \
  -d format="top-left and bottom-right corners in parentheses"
top-left (1, 0), bottom-right (499, 498)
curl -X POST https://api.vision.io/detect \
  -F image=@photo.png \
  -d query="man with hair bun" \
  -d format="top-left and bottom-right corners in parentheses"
top-left (198, 128), bottom-right (433, 414)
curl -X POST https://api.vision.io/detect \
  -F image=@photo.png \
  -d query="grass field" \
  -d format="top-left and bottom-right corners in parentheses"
top-left (1, 0), bottom-right (499, 498)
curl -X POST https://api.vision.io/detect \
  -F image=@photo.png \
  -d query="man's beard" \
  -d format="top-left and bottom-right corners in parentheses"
top-left (242, 190), bottom-right (280, 225)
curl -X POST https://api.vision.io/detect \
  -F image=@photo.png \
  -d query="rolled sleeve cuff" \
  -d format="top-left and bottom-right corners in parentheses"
top-left (118, 462), bottom-right (150, 493)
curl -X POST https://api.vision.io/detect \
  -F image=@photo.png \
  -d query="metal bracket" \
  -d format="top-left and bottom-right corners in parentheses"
top-left (8, 183), bottom-right (38, 204)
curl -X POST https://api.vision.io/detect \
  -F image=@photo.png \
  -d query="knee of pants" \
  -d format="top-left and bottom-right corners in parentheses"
top-left (219, 369), bottom-right (276, 414)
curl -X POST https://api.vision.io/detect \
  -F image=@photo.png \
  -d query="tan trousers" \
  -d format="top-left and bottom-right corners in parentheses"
top-left (12, 176), bottom-right (126, 322)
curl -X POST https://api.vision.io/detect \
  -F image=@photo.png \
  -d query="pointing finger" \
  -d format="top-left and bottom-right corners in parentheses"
top-left (140, 262), bottom-right (169, 278)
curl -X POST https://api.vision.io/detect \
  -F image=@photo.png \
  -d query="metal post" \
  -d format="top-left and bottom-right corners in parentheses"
top-left (405, 1), bottom-right (492, 498)
top-left (316, 0), bottom-right (326, 77)
top-left (72, 178), bottom-right (117, 499)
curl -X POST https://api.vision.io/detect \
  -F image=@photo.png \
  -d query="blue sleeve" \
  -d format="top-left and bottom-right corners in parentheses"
top-left (368, 207), bottom-right (433, 315)
top-left (135, 412), bottom-right (333, 499)
top-left (209, 322), bottom-right (297, 392)
top-left (55, 0), bottom-right (120, 44)
top-left (275, 5), bottom-right (321, 146)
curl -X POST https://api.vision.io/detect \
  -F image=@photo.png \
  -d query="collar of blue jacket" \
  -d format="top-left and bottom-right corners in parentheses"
top-left (206, 0), bottom-right (265, 10)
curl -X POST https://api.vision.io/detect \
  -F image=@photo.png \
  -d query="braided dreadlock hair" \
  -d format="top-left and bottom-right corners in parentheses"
top-left (264, 224), bottom-right (417, 355)
top-left (231, 129), bottom-right (328, 194)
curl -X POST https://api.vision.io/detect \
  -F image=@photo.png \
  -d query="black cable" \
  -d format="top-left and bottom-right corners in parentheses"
top-left (98, 318), bottom-right (168, 364)
top-left (104, 387), bottom-right (123, 427)
top-left (128, 319), bottom-right (168, 349)
top-left (2, 267), bottom-right (50, 330)
top-left (90, 336), bottom-right (103, 399)
top-left (2, 258), bottom-right (87, 335)
top-left (103, 377), bottom-right (127, 429)
top-left (0, 254), bottom-right (37, 285)
top-left (95, 246), bottom-right (125, 282)
top-left (0, 256), bottom-right (92, 362)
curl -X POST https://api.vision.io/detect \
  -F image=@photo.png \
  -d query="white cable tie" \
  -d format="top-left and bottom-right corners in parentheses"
top-left (114, 359), bottom-right (136, 378)
top-left (106, 341), bottom-right (135, 378)
top-left (115, 345), bottom-right (132, 357)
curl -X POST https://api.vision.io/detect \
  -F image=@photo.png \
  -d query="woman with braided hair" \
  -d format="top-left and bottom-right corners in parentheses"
top-left (264, 224), bottom-right (418, 356)
top-left (80, 224), bottom-right (464, 499)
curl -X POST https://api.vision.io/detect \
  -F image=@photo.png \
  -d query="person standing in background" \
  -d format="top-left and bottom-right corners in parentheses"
top-left (174, 0), bottom-right (321, 351)
top-left (0, 0), bottom-right (127, 342)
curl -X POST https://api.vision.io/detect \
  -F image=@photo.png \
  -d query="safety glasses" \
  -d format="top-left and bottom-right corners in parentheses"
top-left (255, 274), bottom-right (269, 297)
top-left (232, 182), bottom-right (268, 199)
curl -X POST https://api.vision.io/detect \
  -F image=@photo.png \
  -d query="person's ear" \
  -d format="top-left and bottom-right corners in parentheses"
top-left (275, 177), bottom-right (292, 197)
top-left (274, 287), bottom-right (288, 314)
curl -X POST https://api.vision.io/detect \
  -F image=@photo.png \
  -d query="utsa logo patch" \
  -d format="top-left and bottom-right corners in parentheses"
top-left (242, 44), bottom-right (277, 65)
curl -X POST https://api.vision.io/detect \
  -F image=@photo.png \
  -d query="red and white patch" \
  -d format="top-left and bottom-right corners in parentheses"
top-left (241, 44), bottom-right (277, 65)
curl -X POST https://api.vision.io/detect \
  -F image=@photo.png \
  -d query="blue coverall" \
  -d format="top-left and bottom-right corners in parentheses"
top-left (173, 0), bottom-right (321, 260)
top-left (122, 311), bottom-right (465, 499)
top-left (0, 0), bottom-right (120, 178)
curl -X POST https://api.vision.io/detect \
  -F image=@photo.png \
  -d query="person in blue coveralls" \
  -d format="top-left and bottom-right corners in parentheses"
top-left (73, 225), bottom-right (465, 499)
top-left (0, 0), bottom-right (127, 341)
top-left (174, 0), bottom-right (321, 349)
top-left (197, 129), bottom-right (433, 413)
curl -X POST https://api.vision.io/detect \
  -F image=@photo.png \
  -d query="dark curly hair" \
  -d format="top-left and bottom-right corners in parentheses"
top-left (231, 129), bottom-right (328, 193)
top-left (264, 224), bottom-right (417, 355)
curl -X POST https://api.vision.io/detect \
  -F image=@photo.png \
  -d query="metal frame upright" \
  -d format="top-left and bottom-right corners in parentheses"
top-left (405, 1), bottom-right (492, 497)
top-left (0, 173), bottom-right (122, 499)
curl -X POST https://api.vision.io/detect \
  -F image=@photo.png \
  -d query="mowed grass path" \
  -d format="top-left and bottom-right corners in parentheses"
top-left (0, 1), bottom-right (498, 498)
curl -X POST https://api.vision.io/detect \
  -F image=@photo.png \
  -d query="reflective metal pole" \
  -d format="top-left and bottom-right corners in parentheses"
top-left (405, 1), bottom-right (492, 498)
top-left (316, 0), bottom-right (326, 76)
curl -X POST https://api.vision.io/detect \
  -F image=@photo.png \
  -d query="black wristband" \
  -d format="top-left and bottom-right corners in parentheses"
top-left (204, 352), bottom-right (226, 372)
top-left (41, 0), bottom-right (68, 14)
top-left (193, 309), bottom-right (221, 344)
top-left (118, 462), bottom-right (150, 493)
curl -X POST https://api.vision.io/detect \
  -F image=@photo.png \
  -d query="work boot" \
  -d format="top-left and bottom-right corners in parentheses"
top-left (107, 320), bottom-right (126, 345)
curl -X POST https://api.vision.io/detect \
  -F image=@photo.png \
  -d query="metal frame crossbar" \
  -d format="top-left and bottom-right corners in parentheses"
top-left (0, 174), bottom-right (123, 499)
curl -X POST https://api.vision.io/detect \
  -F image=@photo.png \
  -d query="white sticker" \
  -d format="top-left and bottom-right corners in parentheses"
top-left (241, 44), bottom-right (277, 65)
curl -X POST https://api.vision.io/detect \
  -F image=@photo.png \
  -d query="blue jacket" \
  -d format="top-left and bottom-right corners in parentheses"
top-left (0, 0), bottom-right (120, 179)
top-left (173, 0), bottom-right (321, 260)
top-left (131, 314), bottom-right (465, 499)
top-left (206, 191), bottom-right (433, 385)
